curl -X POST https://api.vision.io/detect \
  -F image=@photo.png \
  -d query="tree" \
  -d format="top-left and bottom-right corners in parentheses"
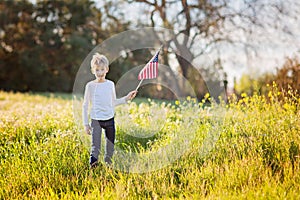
top-left (32, 0), bottom-right (99, 91)
top-left (0, 0), bottom-right (42, 91)
top-left (234, 55), bottom-right (300, 97)
top-left (123, 0), bottom-right (300, 100)
top-left (0, 0), bottom-right (131, 92)
top-left (273, 56), bottom-right (300, 94)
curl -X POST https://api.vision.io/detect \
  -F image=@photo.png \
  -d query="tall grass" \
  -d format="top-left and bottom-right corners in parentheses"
top-left (0, 87), bottom-right (299, 199)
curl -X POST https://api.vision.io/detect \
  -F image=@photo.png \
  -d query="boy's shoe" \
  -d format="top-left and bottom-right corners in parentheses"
top-left (90, 162), bottom-right (98, 169)
top-left (90, 155), bottom-right (98, 169)
top-left (104, 157), bottom-right (112, 166)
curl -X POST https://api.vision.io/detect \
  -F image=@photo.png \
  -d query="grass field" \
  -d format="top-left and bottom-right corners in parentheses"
top-left (0, 86), bottom-right (299, 199)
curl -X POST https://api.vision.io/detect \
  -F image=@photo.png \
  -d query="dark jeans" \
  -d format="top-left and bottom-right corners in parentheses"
top-left (90, 118), bottom-right (115, 164)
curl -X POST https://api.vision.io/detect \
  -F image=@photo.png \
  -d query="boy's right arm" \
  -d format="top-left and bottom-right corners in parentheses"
top-left (85, 125), bottom-right (91, 135)
top-left (82, 83), bottom-right (90, 134)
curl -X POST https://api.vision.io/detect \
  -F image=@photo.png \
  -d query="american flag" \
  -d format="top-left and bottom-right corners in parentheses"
top-left (138, 50), bottom-right (160, 80)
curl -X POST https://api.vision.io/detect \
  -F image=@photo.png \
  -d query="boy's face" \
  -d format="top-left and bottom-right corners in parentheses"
top-left (94, 65), bottom-right (108, 81)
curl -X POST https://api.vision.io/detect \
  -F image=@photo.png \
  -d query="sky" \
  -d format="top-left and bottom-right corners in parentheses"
top-left (221, 0), bottom-right (300, 86)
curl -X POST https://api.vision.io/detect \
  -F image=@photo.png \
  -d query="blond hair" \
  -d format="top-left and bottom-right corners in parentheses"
top-left (90, 53), bottom-right (109, 74)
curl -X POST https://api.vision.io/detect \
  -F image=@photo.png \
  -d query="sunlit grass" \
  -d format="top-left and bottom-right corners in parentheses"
top-left (0, 88), bottom-right (299, 199)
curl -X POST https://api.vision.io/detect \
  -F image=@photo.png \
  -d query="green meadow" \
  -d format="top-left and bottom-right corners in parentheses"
top-left (0, 86), bottom-right (299, 199)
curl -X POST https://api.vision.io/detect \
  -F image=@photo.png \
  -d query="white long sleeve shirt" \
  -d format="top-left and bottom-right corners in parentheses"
top-left (82, 80), bottom-right (127, 125)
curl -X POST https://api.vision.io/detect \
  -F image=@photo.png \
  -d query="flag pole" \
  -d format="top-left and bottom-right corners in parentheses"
top-left (135, 78), bottom-right (144, 91)
top-left (135, 45), bottom-right (163, 91)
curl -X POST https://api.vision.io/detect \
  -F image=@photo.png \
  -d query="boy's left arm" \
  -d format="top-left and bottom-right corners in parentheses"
top-left (125, 91), bottom-right (137, 101)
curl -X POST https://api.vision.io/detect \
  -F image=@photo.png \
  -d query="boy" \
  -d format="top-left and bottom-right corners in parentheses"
top-left (82, 53), bottom-right (137, 168)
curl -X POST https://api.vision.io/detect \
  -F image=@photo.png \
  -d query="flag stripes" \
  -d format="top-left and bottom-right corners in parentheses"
top-left (138, 62), bottom-right (158, 80)
top-left (138, 50), bottom-right (160, 80)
